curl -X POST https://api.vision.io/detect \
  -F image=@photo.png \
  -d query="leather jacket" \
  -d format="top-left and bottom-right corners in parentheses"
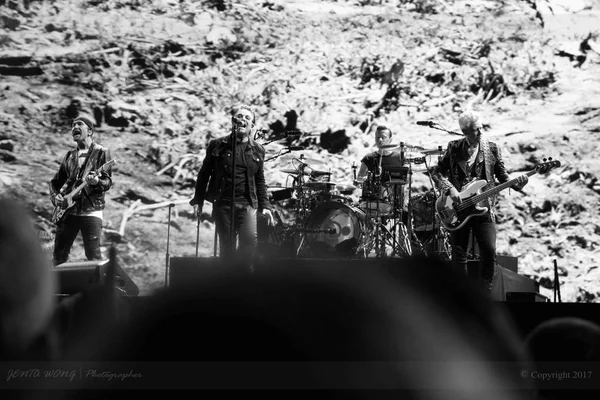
top-left (190, 135), bottom-right (270, 210)
top-left (49, 142), bottom-right (113, 214)
top-left (431, 138), bottom-right (510, 216)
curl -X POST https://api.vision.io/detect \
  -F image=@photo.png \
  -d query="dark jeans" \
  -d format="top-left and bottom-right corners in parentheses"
top-left (53, 214), bottom-right (103, 265)
top-left (213, 203), bottom-right (258, 266)
top-left (449, 214), bottom-right (496, 287)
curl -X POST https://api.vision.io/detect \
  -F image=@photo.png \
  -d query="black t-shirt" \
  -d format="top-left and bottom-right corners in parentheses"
top-left (220, 141), bottom-right (251, 206)
top-left (361, 151), bottom-right (403, 175)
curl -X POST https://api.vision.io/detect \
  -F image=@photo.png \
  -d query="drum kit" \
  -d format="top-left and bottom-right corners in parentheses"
top-left (262, 143), bottom-right (452, 260)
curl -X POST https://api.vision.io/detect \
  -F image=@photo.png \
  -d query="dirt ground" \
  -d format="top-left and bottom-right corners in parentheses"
top-left (1, 0), bottom-right (599, 301)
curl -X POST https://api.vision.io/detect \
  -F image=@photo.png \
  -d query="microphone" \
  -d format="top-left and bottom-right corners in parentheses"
top-left (416, 120), bottom-right (435, 127)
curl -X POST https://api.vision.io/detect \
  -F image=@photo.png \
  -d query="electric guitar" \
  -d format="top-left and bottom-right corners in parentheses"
top-left (51, 159), bottom-right (115, 224)
top-left (435, 158), bottom-right (561, 231)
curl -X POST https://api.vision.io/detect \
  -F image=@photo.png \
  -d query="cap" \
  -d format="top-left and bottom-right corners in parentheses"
top-left (73, 115), bottom-right (95, 132)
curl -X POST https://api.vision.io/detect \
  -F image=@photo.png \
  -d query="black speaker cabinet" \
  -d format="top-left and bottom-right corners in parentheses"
top-left (169, 257), bottom-right (226, 290)
top-left (497, 255), bottom-right (518, 273)
top-left (53, 260), bottom-right (139, 296)
top-left (505, 292), bottom-right (549, 302)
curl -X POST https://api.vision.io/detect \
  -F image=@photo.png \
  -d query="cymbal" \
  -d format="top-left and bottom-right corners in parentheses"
top-left (337, 184), bottom-right (357, 193)
top-left (280, 168), bottom-right (309, 175)
top-left (279, 154), bottom-right (326, 166)
top-left (380, 143), bottom-right (426, 151)
top-left (267, 186), bottom-right (294, 192)
top-left (404, 152), bottom-right (426, 160)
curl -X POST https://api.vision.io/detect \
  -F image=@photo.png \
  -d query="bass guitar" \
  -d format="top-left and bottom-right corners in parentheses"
top-left (435, 158), bottom-right (560, 231)
top-left (51, 159), bottom-right (115, 224)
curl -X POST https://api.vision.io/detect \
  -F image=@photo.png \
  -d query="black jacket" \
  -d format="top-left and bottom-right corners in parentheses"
top-left (190, 135), bottom-right (270, 211)
top-left (431, 137), bottom-right (510, 217)
top-left (49, 142), bottom-right (113, 214)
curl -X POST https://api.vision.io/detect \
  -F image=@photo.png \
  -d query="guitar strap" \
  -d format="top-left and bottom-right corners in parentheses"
top-left (75, 144), bottom-right (102, 204)
top-left (480, 138), bottom-right (497, 219)
top-left (76, 144), bottom-right (97, 182)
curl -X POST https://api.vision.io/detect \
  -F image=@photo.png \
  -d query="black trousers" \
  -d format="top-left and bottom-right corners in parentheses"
top-left (449, 214), bottom-right (497, 287)
top-left (212, 203), bottom-right (258, 264)
top-left (53, 214), bottom-right (103, 265)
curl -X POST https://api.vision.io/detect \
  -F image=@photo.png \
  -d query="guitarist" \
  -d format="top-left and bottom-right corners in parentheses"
top-left (49, 115), bottom-right (113, 266)
top-left (430, 110), bottom-right (528, 291)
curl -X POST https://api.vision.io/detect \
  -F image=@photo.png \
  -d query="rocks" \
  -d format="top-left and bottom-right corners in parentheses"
top-left (0, 139), bottom-right (14, 152)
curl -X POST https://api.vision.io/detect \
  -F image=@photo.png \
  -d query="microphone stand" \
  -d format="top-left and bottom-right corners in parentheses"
top-left (165, 202), bottom-right (174, 289)
top-left (230, 124), bottom-right (237, 258)
top-left (421, 122), bottom-right (463, 137)
top-left (553, 259), bottom-right (562, 303)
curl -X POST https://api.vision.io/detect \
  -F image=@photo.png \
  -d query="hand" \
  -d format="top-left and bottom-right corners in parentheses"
top-left (512, 175), bottom-right (528, 191)
top-left (261, 209), bottom-right (275, 226)
top-left (85, 171), bottom-right (99, 186)
top-left (448, 187), bottom-right (461, 205)
top-left (193, 204), bottom-right (202, 219)
top-left (54, 194), bottom-right (64, 207)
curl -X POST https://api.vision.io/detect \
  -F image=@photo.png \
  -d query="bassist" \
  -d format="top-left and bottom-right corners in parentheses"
top-left (49, 115), bottom-right (113, 266)
top-left (430, 110), bottom-right (527, 291)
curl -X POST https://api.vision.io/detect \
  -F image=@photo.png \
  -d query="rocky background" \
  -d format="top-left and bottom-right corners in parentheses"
top-left (1, 0), bottom-right (599, 301)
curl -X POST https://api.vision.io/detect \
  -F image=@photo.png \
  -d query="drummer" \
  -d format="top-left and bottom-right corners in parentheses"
top-left (355, 125), bottom-right (402, 185)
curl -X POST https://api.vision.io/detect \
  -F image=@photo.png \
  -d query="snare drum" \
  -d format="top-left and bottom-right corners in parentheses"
top-left (302, 202), bottom-right (366, 257)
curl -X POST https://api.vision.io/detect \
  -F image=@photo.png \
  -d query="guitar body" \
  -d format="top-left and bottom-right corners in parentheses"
top-left (435, 179), bottom-right (490, 231)
top-left (434, 158), bottom-right (560, 232)
top-left (51, 192), bottom-right (78, 224)
top-left (51, 159), bottom-right (115, 225)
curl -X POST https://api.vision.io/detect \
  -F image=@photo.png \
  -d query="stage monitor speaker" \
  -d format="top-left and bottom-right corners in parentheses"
top-left (491, 266), bottom-right (539, 302)
top-left (497, 255), bottom-right (518, 273)
top-left (169, 257), bottom-right (226, 290)
top-left (506, 292), bottom-right (549, 302)
top-left (467, 260), bottom-right (539, 302)
top-left (53, 260), bottom-right (139, 296)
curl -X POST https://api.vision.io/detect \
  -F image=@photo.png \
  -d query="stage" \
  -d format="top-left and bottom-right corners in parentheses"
top-left (52, 256), bottom-right (600, 338)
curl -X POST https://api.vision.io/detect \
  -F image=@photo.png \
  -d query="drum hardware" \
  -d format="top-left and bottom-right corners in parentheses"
top-left (262, 141), bottom-right (451, 259)
top-left (421, 146), bottom-right (444, 156)
top-left (280, 168), bottom-right (310, 176)
top-left (310, 170), bottom-right (331, 178)
top-left (267, 187), bottom-right (294, 202)
top-left (299, 228), bottom-right (336, 234)
top-left (296, 202), bottom-right (367, 258)
top-left (304, 181), bottom-right (336, 191)
top-left (279, 153), bottom-right (326, 166)
top-left (337, 184), bottom-right (357, 195)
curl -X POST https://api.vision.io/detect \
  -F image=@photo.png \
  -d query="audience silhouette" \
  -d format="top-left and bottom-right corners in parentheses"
top-left (525, 316), bottom-right (600, 400)
top-left (0, 198), bottom-right (58, 361)
top-left (52, 255), bottom-right (535, 399)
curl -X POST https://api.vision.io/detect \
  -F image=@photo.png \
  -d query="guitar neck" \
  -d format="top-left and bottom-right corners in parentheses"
top-left (66, 180), bottom-right (89, 200)
top-left (469, 170), bottom-right (537, 203)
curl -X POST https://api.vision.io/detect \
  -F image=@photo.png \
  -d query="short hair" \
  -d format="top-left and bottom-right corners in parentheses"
top-left (375, 125), bottom-right (392, 137)
top-left (231, 105), bottom-right (256, 124)
top-left (458, 110), bottom-right (482, 133)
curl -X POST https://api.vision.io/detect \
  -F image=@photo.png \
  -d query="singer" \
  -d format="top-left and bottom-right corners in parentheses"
top-left (190, 104), bottom-right (274, 270)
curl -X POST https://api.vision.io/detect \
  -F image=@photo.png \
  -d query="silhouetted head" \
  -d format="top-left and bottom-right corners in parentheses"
top-left (526, 316), bottom-right (600, 362)
top-left (80, 256), bottom-right (533, 398)
top-left (0, 198), bottom-right (57, 359)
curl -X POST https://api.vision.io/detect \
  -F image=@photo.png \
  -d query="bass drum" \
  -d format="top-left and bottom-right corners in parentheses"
top-left (302, 202), bottom-right (366, 257)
